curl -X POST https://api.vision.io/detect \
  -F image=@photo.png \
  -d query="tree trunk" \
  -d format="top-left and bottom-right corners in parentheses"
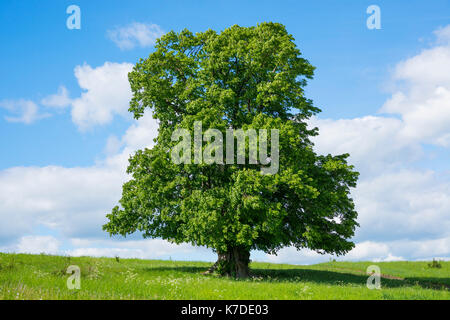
top-left (204, 247), bottom-right (250, 278)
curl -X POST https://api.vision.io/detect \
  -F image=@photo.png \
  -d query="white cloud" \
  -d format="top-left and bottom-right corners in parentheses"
top-left (263, 242), bottom-right (397, 265)
top-left (388, 236), bottom-right (450, 261)
top-left (121, 111), bottom-right (159, 151)
top-left (434, 25), bottom-right (450, 44)
top-left (0, 165), bottom-right (125, 241)
top-left (299, 25), bottom-right (450, 263)
top-left (262, 237), bottom-right (450, 265)
top-left (344, 242), bottom-right (403, 262)
top-left (101, 110), bottom-right (159, 168)
top-left (65, 238), bottom-right (214, 261)
top-left (104, 135), bottom-right (122, 156)
top-left (70, 62), bottom-right (134, 130)
top-left (354, 170), bottom-right (450, 242)
top-left (0, 99), bottom-right (49, 124)
top-left (16, 235), bottom-right (60, 254)
top-left (309, 115), bottom-right (420, 174)
top-left (380, 40), bottom-right (450, 146)
top-left (312, 26), bottom-right (450, 162)
top-left (38, 62), bottom-right (134, 130)
top-left (41, 86), bottom-right (71, 108)
top-left (0, 107), bottom-right (158, 244)
top-left (1, 61), bottom-right (133, 130)
top-left (391, 46), bottom-right (450, 87)
top-left (107, 22), bottom-right (164, 50)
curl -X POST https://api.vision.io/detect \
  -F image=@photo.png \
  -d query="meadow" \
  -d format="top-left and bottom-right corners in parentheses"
top-left (0, 252), bottom-right (448, 300)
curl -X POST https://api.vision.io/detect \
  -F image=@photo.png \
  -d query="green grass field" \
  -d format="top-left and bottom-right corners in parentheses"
top-left (0, 252), bottom-right (448, 300)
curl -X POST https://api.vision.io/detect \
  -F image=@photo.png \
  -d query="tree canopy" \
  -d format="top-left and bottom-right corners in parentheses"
top-left (103, 22), bottom-right (359, 278)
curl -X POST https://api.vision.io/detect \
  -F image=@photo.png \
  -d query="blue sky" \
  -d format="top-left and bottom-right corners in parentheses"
top-left (1, 0), bottom-right (449, 263)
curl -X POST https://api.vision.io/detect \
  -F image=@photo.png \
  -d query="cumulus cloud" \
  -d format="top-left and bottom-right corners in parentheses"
top-left (101, 110), bottom-right (159, 168)
top-left (312, 24), bottom-right (450, 159)
top-left (0, 108), bottom-right (158, 246)
top-left (309, 115), bottom-right (419, 174)
top-left (2, 61), bottom-right (133, 130)
top-left (311, 37), bottom-right (450, 171)
top-left (263, 242), bottom-right (402, 265)
top-left (0, 165), bottom-right (125, 242)
top-left (380, 38), bottom-right (450, 146)
top-left (434, 25), bottom-right (450, 44)
top-left (264, 237), bottom-right (450, 265)
top-left (65, 238), bottom-right (214, 261)
top-left (15, 236), bottom-right (60, 255)
top-left (303, 24), bottom-right (450, 263)
top-left (104, 135), bottom-right (122, 156)
top-left (353, 170), bottom-right (450, 242)
top-left (41, 86), bottom-right (71, 108)
top-left (107, 22), bottom-right (164, 50)
top-left (39, 62), bottom-right (134, 130)
top-left (0, 99), bottom-right (50, 124)
top-left (70, 62), bottom-right (134, 130)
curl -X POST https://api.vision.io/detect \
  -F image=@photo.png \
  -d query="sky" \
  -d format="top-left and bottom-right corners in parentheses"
top-left (0, 0), bottom-right (450, 264)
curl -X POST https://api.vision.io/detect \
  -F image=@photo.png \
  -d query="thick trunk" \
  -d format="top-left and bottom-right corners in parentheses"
top-left (204, 247), bottom-right (250, 278)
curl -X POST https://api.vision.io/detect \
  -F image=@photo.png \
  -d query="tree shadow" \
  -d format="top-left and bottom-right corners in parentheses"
top-left (250, 268), bottom-right (449, 291)
top-left (401, 276), bottom-right (449, 290)
top-left (143, 265), bottom-right (449, 291)
top-left (251, 268), bottom-right (401, 287)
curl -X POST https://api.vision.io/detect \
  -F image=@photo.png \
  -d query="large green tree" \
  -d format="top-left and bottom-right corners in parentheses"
top-left (103, 22), bottom-right (359, 278)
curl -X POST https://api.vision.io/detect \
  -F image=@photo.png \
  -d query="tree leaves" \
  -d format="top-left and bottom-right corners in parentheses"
top-left (103, 22), bottom-right (359, 258)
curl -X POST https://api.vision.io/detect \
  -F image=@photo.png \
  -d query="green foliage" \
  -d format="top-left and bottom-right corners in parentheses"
top-left (103, 23), bottom-right (359, 261)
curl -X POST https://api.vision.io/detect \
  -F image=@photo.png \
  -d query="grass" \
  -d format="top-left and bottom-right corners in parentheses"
top-left (0, 252), bottom-right (448, 300)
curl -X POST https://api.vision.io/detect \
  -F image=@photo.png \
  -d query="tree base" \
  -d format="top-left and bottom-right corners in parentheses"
top-left (204, 247), bottom-right (250, 278)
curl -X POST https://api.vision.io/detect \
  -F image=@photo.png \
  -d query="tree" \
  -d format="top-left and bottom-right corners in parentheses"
top-left (103, 22), bottom-right (359, 278)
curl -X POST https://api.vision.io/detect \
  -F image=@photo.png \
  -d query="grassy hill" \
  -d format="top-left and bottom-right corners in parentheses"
top-left (0, 252), bottom-right (448, 300)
